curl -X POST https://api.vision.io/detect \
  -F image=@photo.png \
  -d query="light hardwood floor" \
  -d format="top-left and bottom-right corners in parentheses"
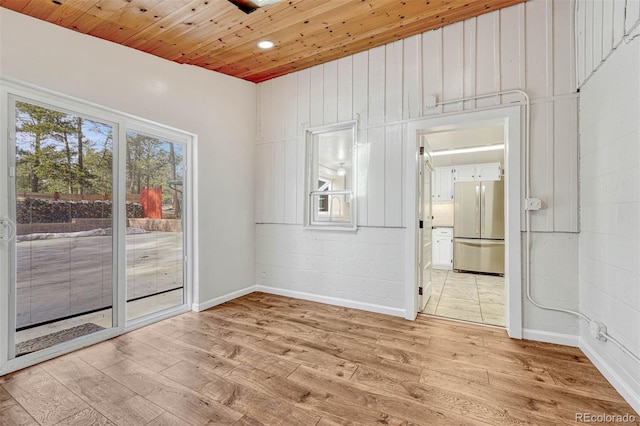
top-left (1, 293), bottom-right (638, 425)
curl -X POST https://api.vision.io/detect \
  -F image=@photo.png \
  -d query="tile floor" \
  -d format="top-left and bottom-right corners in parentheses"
top-left (423, 269), bottom-right (504, 327)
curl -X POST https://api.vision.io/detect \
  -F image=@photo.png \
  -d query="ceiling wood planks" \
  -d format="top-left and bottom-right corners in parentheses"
top-left (0, 0), bottom-right (527, 83)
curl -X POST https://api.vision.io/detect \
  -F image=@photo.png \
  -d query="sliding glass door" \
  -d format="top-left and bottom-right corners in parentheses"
top-left (7, 98), bottom-right (117, 358)
top-left (0, 83), bottom-right (193, 374)
top-left (125, 131), bottom-right (186, 321)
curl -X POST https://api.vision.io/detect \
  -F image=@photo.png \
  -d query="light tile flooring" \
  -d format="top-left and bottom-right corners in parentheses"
top-left (423, 269), bottom-right (505, 327)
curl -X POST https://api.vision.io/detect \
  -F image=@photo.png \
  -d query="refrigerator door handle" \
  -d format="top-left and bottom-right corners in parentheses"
top-left (481, 184), bottom-right (486, 235)
top-left (475, 185), bottom-right (480, 235)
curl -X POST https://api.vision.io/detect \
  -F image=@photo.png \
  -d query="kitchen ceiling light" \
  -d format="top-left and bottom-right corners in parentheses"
top-left (430, 144), bottom-right (505, 157)
top-left (337, 163), bottom-right (347, 176)
top-left (257, 40), bottom-right (275, 49)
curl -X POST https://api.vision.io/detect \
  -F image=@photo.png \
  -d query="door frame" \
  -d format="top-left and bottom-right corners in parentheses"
top-left (404, 106), bottom-right (522, 339)
top-left (418, 153), bottom-right (434, 311)
top-left (0, 78), bottom-right (196, 375)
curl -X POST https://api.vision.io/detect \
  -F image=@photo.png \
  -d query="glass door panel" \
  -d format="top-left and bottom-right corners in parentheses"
top-left (125, 130), bottom-right (185, 321)
top-left (12, 100), bottom-right (115, 357)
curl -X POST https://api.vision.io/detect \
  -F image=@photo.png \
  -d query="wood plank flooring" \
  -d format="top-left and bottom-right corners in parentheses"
top-left (1, 292), bottom-right (638, 425)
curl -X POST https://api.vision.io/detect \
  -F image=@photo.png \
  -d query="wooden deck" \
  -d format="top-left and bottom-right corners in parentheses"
top-left (1, 292), bottom-right (637, 425)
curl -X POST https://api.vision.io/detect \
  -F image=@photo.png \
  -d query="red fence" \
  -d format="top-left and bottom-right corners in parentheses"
top-left (140, 187), bottom-right (163, 219)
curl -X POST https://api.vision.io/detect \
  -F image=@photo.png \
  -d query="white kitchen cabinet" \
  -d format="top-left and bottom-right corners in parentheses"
top-left (477, 163), bottom-right (502, 181)
top-left (432, 167), bottom-right (454, 202)
top-left (452, 165), bottom-right (476, 182)
top-left (453, 163), bottom-right (502, 182)
top-left (432, 228), bottom-right (453, 270)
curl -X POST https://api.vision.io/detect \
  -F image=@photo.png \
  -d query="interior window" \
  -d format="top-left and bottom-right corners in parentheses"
top-left (305, 122), bottom-right (357, 229)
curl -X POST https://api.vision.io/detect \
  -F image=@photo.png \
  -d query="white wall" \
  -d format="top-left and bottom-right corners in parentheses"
top-left (255, 0), bottom-right (581, 334)
top-left (0, 9), bottom-right (257, 307)
top-left (577, 0), bottom-right (640, 410)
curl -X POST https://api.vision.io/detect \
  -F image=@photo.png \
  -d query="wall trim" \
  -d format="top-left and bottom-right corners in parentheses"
top-left (193, 285), bottom-right (257, 312)
top-left (255, 285), bottom-right (406, 318)
top-left (580, 337), bottom-right (640, 415)
top-left (522, 328), bottom-right (579, 347)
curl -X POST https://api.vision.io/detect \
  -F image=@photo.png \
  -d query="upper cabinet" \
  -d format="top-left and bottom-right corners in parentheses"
top-left (453, 163), bottom-right (501, 182)
top-left (432, 167), bottom-right (454, 202)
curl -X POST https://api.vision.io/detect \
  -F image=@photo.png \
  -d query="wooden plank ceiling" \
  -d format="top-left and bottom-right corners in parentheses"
top-left (0, 0), bottom-right (526, 83)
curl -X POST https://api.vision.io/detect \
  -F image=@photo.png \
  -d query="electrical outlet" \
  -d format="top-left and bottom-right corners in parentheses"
top-left (525, 198), bottom-right (542, 211)
top-left (590, 321), bottom-right (608, 342)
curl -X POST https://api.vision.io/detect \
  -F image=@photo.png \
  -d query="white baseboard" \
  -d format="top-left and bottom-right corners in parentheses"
top-left (193, 285), bottom-right (257, 312)
top-left (580, 337), bottom-right (640, 415)
top-left (522, 328), bottom-right (580, 347)
top-left (255, 285), bottom-right (406, 318)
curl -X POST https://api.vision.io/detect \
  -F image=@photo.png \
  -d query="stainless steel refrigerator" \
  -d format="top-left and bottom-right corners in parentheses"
top-left (453, 180), bottom-right (505, 274)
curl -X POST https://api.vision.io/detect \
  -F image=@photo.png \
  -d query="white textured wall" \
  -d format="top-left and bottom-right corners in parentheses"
top-left (256, 0), bottom-right (581, 333)
top-left (256, 225), bottom-right (405, 316)
top-left (576, 0), bottom-right (640, 87)
top-left (578, 16), bottom-right (640, 410)
top-left (0, 9), bottom-right (257, 306)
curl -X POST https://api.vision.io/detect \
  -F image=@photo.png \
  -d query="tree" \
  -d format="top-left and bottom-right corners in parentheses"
top-left (15, 101), bottom-right (113, 196)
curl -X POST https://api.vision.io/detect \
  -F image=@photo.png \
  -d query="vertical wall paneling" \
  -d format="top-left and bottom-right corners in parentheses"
top-left (601, 0), bottom-right (614, 56)
top-left (352, 51), bottom-right (369, 128)
top-left (552, 98), bottom-right (578, 232)
top-left (403, 35), bottom-right (422, 119)
top-left (284, 139), bottom-right (298, 224)
top-left (576, 0), bottom-right (586, 86)
top-left (271, 77), bottom-right (286, 141)
top-left (368, 45), bottom-right (386, 125)
top-left (272, 141), bottom-right (285, 223)
top-left (258, 1), bottom-right (580, 233)
top-left (384, 125), bottom-right (403, 227)
top-left (296, 135), bottom-right (306, 224)
top-left (442, 22), bottom-right (464, 112)
top-left (626, 0), bottom-right (640, 34)
top-left (385, 40), bottom-right (403, 122)
top-left (323, 61), bottom-right (338, 125)
top-left (529, 102), bottom-right (554, 231)
top-left (525, 0), bottom-right (553, 99)
top-left (296, 69), bottom-right (310, 223)
top-left (310, 66), bottom-right (324, 126)
top-left (553, 0), bottom-right (576, 95)
top-left (592, 0), bottom-right (604, 71)
top-left (337, 56), bottom-right (353, 123)
top-left (475, 12), bottom-right (500, 108)
top-left (367, 126), bottom-right (385, 226)
top-left (296, 69), bottom-right (311, 135)
top-left (422, 28), bottom-right (442, 114)
top-left (612, 0), bottom-right (626, 48)
top-left (357, 129), bottom-right (369, 227)
top-left (256, 83), bottom-right (263, 141)
top-left (284, 73), bottom-right (298, 139)
top-left (500, 4), bottom-right (525, 103)
top-left (584, 0), bottom-right (594, 80)
top-left (463, 18), bottom-right (477, 110)
top-left (256, 143), bottom-right (274, 223)
top-left (261, 80), bottom-right (274, 141)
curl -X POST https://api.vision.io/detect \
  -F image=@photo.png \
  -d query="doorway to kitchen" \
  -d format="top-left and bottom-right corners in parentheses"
top-left (423, 125), bottom-right (505, 326)
top-left (406, 105), bottom-right (522, 338)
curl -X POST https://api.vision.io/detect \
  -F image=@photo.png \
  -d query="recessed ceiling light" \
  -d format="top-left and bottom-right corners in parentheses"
top-left (257, 40), bottom-right (275, 49)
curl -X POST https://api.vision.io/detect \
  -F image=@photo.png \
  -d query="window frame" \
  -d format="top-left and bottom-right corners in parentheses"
top-left (304, 120), bottom-right (358, 230)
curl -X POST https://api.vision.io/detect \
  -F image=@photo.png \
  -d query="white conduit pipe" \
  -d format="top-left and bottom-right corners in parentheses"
top-left (434, 90), bottom-right (640, 366)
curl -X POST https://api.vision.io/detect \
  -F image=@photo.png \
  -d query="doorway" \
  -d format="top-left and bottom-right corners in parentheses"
top-left (422, 126), bottom-right (505, 326)
top-left (406, 106), bottom-right (522, 338)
